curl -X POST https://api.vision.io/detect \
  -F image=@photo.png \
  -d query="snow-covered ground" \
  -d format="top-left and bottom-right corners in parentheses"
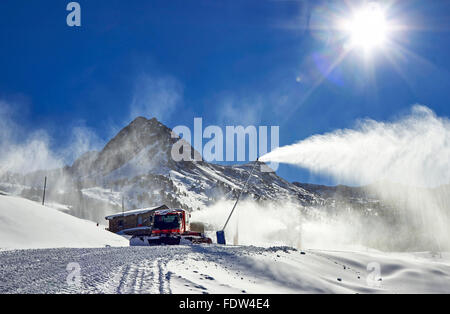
top-left (1, 245), bottom-right (449, 294)
top-left (0, 195), bottom-right (128, 250)
top-left (1, 194), bottom-right (449, 294)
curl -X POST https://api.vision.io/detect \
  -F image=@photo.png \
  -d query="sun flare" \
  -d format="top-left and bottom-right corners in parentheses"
top-left (342, 3), bottom-right (389, 52)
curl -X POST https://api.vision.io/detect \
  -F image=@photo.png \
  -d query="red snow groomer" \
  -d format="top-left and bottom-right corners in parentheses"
top-left (131, 208), bottom-right (212, 246)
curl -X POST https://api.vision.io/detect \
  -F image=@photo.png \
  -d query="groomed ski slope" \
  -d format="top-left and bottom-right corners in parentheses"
top-left (0, 195), bottom-right (128, 250)
top-left (1, 245), bottom-right (449, 294)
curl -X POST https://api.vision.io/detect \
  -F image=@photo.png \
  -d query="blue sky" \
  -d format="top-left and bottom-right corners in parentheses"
top-left (0, 0), bottom-right (449, 184)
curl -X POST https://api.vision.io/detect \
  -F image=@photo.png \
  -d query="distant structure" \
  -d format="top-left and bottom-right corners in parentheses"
top-left (105, 204), bottom-right (169, 235)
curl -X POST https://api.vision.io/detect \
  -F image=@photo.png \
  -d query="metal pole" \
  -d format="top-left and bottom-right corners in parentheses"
top-left (42, 176), bottom-right (47, 206)
top-left (122, 195), bottom-right (125, 231)
top-left (222, 158), bottom-right (259, 231)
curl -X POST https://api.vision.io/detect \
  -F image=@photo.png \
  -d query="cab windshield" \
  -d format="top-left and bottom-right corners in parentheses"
top-left (153, 214), bottom-right (181, 230)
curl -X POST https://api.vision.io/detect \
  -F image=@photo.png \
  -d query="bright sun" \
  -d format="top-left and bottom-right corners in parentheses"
top-left (343, 3), bottom-right (389, 52)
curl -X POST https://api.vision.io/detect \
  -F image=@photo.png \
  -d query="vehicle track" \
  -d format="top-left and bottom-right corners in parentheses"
top-left (0, 245), bottom-right (300, 294)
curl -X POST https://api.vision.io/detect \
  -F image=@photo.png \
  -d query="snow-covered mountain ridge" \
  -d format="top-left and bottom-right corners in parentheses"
top-left (0, 117), bottom-right (322, 222)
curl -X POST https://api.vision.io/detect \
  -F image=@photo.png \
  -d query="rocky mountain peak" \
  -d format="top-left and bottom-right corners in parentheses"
top-left (69, 116), bottom-right (177, 178)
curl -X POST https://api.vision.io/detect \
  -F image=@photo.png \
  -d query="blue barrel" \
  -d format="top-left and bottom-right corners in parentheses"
top-left (216, 230), bottom-right (226, 245)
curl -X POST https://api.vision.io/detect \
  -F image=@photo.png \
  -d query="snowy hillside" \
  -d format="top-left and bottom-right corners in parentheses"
top-left (1, 245), bottom-right (449, 294)
top-left (0, 195), bottom-right (128, 250)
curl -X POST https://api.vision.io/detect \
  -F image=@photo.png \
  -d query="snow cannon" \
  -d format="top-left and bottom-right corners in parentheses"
top-left (216, 158), bottom-right (259, 245)
top-left (216, 230), bottom-right (226, 245)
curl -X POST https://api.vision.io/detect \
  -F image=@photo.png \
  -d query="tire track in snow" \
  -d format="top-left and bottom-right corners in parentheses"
top-left (100, 258), bottom-right (173, 294)
top-left (114, 261), bottom-right (155, 294)
top-left (137, 259), bottom-right (159, 294)
top-left (157, 259), bottom-right (172, 294)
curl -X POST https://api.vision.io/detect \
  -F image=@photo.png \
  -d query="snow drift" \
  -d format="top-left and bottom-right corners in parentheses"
top-left (0, 195), bottom-right (128, 250)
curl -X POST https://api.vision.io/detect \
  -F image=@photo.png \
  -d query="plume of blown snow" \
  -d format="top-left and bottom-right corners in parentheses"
top-left (0, 101), bottom-right (103, 177)
top-left (0, 101), bottom-right (63, 175)
top-left (192, 199), bottom-right (372, 251)
top-left (260, 105), bottom-right (450, 251)
top-left (261, 105), bottom-right (449, 187)
top-left (191, 199), bottom-right (303, 248)
top-left (0, 100), bottom-right (111, 222)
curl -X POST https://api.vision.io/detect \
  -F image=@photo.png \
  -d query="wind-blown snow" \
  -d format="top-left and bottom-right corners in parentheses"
top-left (82, 187), bottom-right (123, 207)
top-left (261, 105), bottom-right (450, 251)
top-left (0, 195), bottom-right (128, 250)
top-left (261, 105), bottom-right (450, 187)
top-left (192, 199), bottom-right (303, 248)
